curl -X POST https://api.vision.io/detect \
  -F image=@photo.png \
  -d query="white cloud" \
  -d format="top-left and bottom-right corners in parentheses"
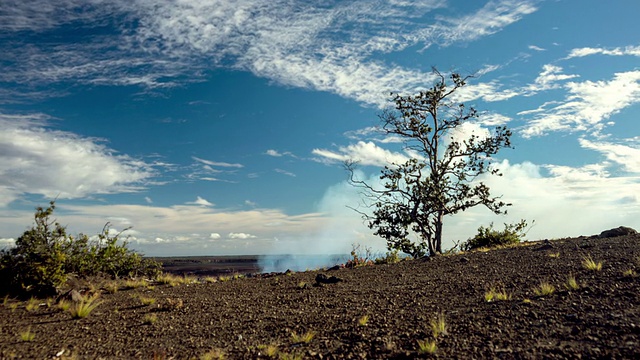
top-left (528, 45), bottom-right (545, 51)
top-left (266, 149), bottom-right (282, 157)
top-left (579, 138), bottom-right (640, 173)
top-left (228, 232), bottom-right (256, 239)
top-left (192, 156), bottom-right (243, 168)
top-left (0, 0), bottom-right (539, 106)
top-left (522, 70), bottom-right (640, 137)
top-left (144, 196), bottom-right (153, 204)
top-left (312, 141), bottom-right (409, 166)
top-left (187, 196), bottom-right (214, 207)
top-left (209, 233), bottom-right (221, 240)
top-left (0, 113), bottom-right (155, 207)
top-left (566, 45), bottom-right (640, 59)
top-left (275, 169), bottom-right (296, 177)
top-left (529, 64), bottom-right (578, 91)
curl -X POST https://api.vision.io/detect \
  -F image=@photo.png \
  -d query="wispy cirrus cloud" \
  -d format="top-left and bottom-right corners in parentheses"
top-left (0, 0), bottom-right (540, 106)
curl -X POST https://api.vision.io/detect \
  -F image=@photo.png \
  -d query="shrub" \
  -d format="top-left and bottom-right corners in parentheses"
top-left (462, 220), bottom-right (529, 251)
top-left (0, 202), bottom-right (161, 298)
top-left (374, 250), bottom-right (403, 265)
top-left (344, 243), bottom-right (374, 268)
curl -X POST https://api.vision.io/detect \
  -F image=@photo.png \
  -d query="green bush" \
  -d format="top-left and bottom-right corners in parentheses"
top-left (0, 202), bottom-right (161, 298)
top-left (462, 220), bottom-right (529, 251)
top-left (374, 250), bottom-right (403, 265)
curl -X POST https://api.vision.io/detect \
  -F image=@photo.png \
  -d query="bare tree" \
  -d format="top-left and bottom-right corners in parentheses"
top-left (347, 70), bottom-right (512, 258)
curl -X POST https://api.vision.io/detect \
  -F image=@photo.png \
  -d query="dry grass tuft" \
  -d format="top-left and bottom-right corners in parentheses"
top-left (582, 255), bottom-right (603, 271)
top-left (533, 282), bottom-right (555, 297)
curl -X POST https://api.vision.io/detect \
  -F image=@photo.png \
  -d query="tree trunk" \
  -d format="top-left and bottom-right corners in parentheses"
top-left (433, 211), bottom-right (444, 255)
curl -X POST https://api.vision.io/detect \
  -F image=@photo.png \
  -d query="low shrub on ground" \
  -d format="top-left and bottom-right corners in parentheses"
top-left (0, 202), bottom-right (161, 298)
top-left (374, 250), bottom-right (403, 265)
top-left (344, 243), bottom-right (374, 268)
top-left (461, 220), bottom-right (530, 251)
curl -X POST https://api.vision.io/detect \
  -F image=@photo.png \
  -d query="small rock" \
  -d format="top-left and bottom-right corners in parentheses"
top-left (315, 273), bottom-right (342, 285)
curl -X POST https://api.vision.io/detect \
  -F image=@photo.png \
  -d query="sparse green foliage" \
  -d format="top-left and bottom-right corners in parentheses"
top-left (374, 249), bottom-right (403, 265)
top-left (139, 296), bottom-right (156, 306)
top-left (623, 269), bottom-right (637, 277)
top-left (25, 297), bottom-right (40, 312)
top-left (548, 252), bottom-right (560, 258)
top-left (565, 276), bottom-right (580, 290)
top-left (57, 300), bottom-right (71, 312)
top-left (20, 327), bottom-right (35, 342)
top-left (462, 220), bottom-right (529, 251)
top-left (533, 282), bottom-right (555, 297)
top-left (344, 243), bottom-right (374, 268)
top-left (257, 344), bottom-right (279, 358)
top-left (291, 330), bottom-right (316, 344)
top-left (347, 71), bottom-right (512, 257)
top-left (484, 288), bottom-right (511, 302)
top-left (0, 202), bottom-right (161, 298)
top-left (430, 313), bottom-right (447, 338)
top-left (200, 348), bottom-right (225, 360)
top-left (143, 314), bottom-right (158, 325)
top-left (582, 255), bottom-right (602, 271)
top-left (358, 315), bottom-right (369, 326)
top-left (417, 339), bottom-right (437, 354)
top-left (69, 294), bottom-right (101, 319)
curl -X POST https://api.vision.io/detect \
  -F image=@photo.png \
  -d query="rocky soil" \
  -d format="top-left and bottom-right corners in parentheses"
top-left (1, 235), bottom-right (639, 359)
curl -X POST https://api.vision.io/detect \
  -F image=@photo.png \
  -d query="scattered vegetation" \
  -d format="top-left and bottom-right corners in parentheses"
top-left (462, 220), bottom-right (529, 251)
top-left (582, 255), bottom-right (603, 271)
top-left (291, 330), bottom-right (316, 344)
top-left (565, 275), bottom-right (580, 291)
top-left (548, 252), bottom-right (560, 258)
top-left (533, 282), bottom-right (555, 297)
top-left (25, 297), bottom-right (40, 312)
top-left (257, 344), bottom-right (279, 358)
top-left (69, 294), bottom-right (101, 319)
top-left (104, 282), bottom-right (119, 294)
top-left (20, 327), bottom-right (35, 342)
top-left (622, 269), bottom-right (637, 277)
top-left (203, 276), bottom-right (217, 283)
top-left (358, 315), bottom-right (369, 326)
top-left (57, 300), bottom-right (71, 312)
top-left (143, 314), bottom-right (158, 325)
top-left (430, 313), bottom-right (447, 338)
top-left (199, 348), bottom-right (225, 360)
top-left (139, 296), bottom-right (156, 306)
top-left (0, 202), bottom-right (161, 298)
top-left (344, 243), bottom-right (374, 268)
top-left (162, 298), bottom-right (184, 311)
top-left (374, 249), bottom-right (403, 265)
top-left (417, 339), bottom-right (437, 354)
top-left (484, 288), bottom-right (512, 302)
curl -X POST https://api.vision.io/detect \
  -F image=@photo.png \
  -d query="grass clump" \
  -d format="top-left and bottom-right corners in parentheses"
top-left (57, 300), bottom-right (71, 312)
top-left (200, 348), bottom-right (225, 360)
top-left (565, 276), bottom-right (580, 290)
top-left (257, 344), bottom-right (279, 358)
top-left (484, 288), bottom-right (511, 302)
top-left (358, 315), bottom-right (369, 326)
top-left (69, 294), bottom-right (101, 319)
top-left (143, 314), bottom-right (158, 325)
top-left (157, 273), bottom-right (183, 287)
top-left (20, 327), bottom-right (35, 342)
top-left (291, 330), bottom-right (316, 344)
top-left (430, 313), bottom-right (447, 338)
top-left (139, 296), bottom-right (156, 306)
top-left (417, 339), bottom-right (437, 354)
top-left (533, 282), bottom-right (555, 297)
top-left (622, 269), bottom-right (637, 277)
top-left (25, 297), bottom-right (40, 312)
top-left (582, 255), bottom-right (603, 271)
top-left (548, 252), bottom-right (560, 258)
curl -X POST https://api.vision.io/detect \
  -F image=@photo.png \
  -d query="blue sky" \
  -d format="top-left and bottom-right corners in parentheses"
top-left (1, 0), bottom-right (639, 257)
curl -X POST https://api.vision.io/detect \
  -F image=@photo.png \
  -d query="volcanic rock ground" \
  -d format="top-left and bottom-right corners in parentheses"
top-left (1, 235), bottom-right (639, 359)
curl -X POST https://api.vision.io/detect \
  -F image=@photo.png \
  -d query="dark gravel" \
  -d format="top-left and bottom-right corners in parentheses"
top-left (1, 235), bottom-right (639, 359)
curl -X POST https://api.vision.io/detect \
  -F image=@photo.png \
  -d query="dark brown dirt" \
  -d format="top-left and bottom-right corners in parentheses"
top-left (1, 235), bottom-right (639, 359)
